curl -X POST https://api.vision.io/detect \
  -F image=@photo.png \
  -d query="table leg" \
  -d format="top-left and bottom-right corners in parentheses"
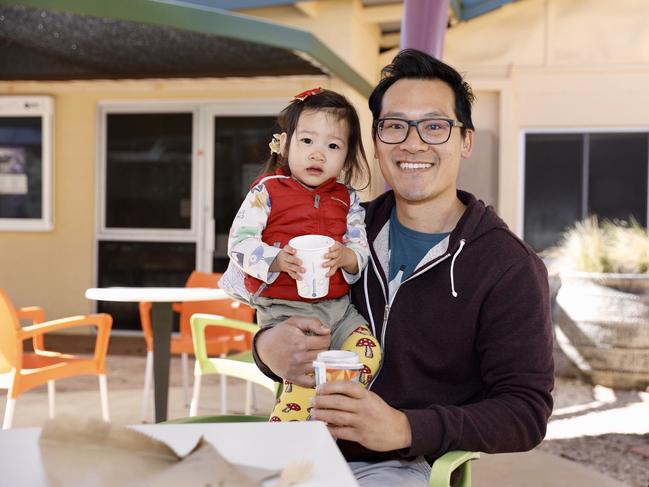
top-left (151, 302), bottom-right (173, 423)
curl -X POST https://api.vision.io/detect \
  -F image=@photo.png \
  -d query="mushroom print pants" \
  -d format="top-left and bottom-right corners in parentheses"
top-left (269, 325), bottom-right (382, 422)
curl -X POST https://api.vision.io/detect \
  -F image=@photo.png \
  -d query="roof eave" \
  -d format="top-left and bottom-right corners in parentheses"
top-left (1, 0), bottom-right (373, 96)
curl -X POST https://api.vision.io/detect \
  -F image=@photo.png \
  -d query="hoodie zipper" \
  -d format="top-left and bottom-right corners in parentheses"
top-left (381, 253), bottom-right (452, 346)
top-left (366, 248), bottom-right (458, 390)
top-left (313, 193), bottom-right (321, 233)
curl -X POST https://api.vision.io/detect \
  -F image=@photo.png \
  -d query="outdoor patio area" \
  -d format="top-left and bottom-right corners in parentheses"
top-left (3, 1), bottom-right (649, 486)
top-left (2, 347), bottom-right (648, 486)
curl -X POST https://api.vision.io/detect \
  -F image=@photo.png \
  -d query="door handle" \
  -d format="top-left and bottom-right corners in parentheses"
top-left (205, 218), bottom-right (215, 256)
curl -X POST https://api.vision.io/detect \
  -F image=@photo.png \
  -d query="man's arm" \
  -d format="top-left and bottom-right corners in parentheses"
top-left (402, 255), bottom-right (554, 457)
top-left (252, 316), bottom-right (331, 387)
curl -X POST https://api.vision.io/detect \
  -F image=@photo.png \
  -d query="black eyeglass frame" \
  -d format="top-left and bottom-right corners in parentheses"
top-left (374, 117), bottom-right (465, 145)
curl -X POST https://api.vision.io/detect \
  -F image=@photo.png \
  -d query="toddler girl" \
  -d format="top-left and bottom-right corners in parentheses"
top-left (225, 88), bottom-right (382, 421)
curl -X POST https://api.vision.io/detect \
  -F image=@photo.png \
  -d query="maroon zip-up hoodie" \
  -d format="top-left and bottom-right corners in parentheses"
top-left (254, 189), bottom-right (554, 463)
top-left (341, 189), bottom-right (554, 461)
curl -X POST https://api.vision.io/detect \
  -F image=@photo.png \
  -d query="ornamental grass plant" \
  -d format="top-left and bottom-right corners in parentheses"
top-left (547, 216), bottom-right (649, 274)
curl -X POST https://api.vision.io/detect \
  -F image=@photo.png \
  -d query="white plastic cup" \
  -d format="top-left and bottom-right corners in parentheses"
top-left (313, 350), bottom-right (363, 387)
top-left (288, 234), bottom-right (334, 299)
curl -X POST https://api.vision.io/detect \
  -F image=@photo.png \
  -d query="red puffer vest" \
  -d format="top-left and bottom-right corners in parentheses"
top-left (244, 171), bottom-right (351, 301)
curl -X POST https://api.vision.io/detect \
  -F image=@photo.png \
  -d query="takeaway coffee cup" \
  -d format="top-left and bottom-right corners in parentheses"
top-left (313, 350), bottom-right (363, 387)
top-left (288, 234), bottom-right (334, 299)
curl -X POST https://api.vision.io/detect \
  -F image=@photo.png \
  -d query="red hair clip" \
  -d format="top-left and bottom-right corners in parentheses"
top-left (293, 87), bottom-right (323, 102)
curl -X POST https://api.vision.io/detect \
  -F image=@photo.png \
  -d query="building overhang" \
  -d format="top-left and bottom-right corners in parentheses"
top-left (0, 0), bottom-right (373, 96)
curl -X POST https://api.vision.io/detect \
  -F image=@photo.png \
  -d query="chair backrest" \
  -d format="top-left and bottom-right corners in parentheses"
top-left (139, 270), bottom-right (256, 351)
top-left (179, 271), bottom-right (256, 343)
top-left (0, 289), bottom-right (22, 374)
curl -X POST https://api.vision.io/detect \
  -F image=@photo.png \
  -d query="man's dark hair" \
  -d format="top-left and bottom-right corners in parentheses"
top-left (368, 49), bottom-right (475, 138)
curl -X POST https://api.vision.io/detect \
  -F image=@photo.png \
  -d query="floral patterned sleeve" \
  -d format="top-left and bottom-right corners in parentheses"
top-left (341, 188), bottom-right (369, 284)
top-left (227, 182), bottom-right (281, 284)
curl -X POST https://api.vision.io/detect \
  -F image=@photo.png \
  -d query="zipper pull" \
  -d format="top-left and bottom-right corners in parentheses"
top-left (382, 304), bottom-right (390, 329)
top-left (313, 194), bottom-right (320, 208)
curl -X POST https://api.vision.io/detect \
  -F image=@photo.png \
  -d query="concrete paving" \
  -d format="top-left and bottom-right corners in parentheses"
top-left (473, 451), bottom-right (627, 487)
top-left (1, 354), bottom-right (640, 486)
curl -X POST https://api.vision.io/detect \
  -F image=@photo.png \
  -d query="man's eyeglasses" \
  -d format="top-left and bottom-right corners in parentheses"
top-left (374, 118), bottom-right (465, 145)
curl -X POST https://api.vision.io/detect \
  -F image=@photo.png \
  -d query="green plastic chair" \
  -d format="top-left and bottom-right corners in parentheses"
top-left (429, 450), bottom-right (480, 487)
top-left (189, 313), bottom-right (279, 417)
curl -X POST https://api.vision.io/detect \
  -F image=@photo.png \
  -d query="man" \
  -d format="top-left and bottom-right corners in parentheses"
top-left (254, 49), bottom-right (554, 485)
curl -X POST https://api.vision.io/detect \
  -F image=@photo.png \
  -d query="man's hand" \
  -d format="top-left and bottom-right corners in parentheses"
top-left (310, 381), bottom-right (412, 452)
top-left (269, 245), bottom-right (304, 280)
top-left (255, 316), bottom-right (331, 388)
top-left (323, 242), bottom-right (358, 276)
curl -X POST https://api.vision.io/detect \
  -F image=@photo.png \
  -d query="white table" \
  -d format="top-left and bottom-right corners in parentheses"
top-left (0, 421), bottom-right (359, 487)
top-left (85, 287), bottom-right (229, 422)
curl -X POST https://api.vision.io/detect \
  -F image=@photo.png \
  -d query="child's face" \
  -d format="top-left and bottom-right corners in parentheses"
top-left (281, 109), bottom-right (349, 189)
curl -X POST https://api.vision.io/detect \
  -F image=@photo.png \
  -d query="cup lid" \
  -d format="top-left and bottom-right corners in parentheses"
top-left (316, 350), bottom-right (360, 364)
top-left (312, 360), bottom-right (364, 370)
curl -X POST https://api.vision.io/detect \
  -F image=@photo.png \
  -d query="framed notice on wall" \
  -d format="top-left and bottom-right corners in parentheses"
top-left (0, 96), bottom-right (53, 231)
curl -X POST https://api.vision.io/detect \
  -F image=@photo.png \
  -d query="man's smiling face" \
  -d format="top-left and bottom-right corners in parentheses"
top-left (374, 78), bottom-right (473, 205)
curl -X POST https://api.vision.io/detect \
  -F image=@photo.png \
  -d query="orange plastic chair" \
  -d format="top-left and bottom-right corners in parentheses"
top-left (0, 289), bottom-right (112, 429)
top-left (138, 271), bottom-right (255, 421)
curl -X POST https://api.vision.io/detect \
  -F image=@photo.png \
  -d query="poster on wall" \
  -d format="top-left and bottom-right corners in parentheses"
top-left (0, 97), bottom-right (52, 231)
top-left (0, 147), bottom-right (28, 195)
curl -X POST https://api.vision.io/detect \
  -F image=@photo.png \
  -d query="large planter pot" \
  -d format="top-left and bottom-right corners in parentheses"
top-left (555, 271), bottom-right (649, 389)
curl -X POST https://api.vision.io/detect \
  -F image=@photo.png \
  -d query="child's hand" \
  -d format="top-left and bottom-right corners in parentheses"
top-left (323, 242), bottom-right (358, 277)
top-left (270, 245), bottom-right (304, 280)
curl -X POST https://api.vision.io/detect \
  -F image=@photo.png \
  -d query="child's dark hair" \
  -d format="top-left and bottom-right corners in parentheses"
top-left (261, 89), bottom-right (370, 189)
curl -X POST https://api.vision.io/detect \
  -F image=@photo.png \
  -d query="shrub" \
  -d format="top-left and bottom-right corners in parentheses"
top-left (546, 216), bottom-right (649, 274)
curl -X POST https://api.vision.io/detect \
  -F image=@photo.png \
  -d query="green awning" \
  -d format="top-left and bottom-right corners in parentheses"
top-left (0, 0), bottom-right (373, 96)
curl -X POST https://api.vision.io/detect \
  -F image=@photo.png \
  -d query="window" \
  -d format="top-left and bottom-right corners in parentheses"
top-left (97, 108), bottom-right (198, 330)
top-left (524, 131), bottom-right (648, 251)
top-left (0, 97), bottom-right (52, 230)
top-left (104, 112), bottom-right (193, 230)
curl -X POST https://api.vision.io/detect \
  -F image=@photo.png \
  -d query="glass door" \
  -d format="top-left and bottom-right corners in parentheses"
top-left (95, 100), bottom-right (283, 330)
top-left (197, 101), bottom-right (283, 273)
top-left (97, 105), bottom-right (200, 330)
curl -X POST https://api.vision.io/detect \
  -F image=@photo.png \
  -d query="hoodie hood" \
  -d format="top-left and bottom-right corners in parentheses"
top-left (363, 189), bottom-right (512, 299)
top-left (452, 190), bottom-right (509, 246)
top-left (365, 189), bottom-right (507, 248)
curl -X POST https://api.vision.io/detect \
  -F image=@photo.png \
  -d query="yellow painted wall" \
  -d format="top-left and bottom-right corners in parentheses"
top-left (242, 0), bottom-right (382, 87)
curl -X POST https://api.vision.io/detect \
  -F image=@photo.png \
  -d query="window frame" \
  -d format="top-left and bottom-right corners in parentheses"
top-left (96, 101), bottom-right (200, 242)
top-left (0, 96), bottom-right (53, 231)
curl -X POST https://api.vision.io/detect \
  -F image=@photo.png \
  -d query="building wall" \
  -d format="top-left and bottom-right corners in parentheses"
top-left (458, 91), bottom-right (500, 208)
top-left (442, 0), bottom-right (649, 233)
top-left (5, 0), bottom-right (647, 321)
top-left (242, 0), bottom-right (382, 88)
